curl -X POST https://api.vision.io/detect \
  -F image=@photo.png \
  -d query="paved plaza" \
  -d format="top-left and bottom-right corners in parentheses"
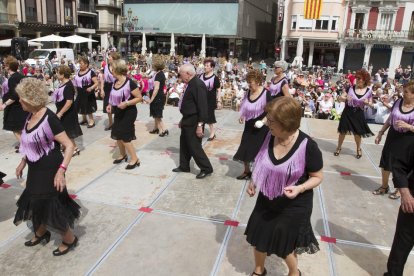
top-left (0, 103), bottom-right (413, 276)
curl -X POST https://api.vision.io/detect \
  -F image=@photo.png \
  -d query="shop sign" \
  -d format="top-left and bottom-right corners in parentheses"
top-left (278, 0), bottom-right (284, 21)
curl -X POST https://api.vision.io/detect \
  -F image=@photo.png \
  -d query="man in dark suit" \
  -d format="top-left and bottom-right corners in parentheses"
top-left (173, 64), bottom-right (213, 179)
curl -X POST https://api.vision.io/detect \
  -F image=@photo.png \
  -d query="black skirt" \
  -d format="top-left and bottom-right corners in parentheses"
top-left (111, 106), bottom-right (137, 142)
top-left (13, 148), bottom-right (80, 232)
top-left (56, 105), bottom-right (83, 140)
top-left (206, 90), bottom-right (217, 124)
top-left (234, 114), bottom-right (269, 163)
top-left (103, 82), bottom-right (112, 113)
top-left (149, 90), bottom-right (165, 118)
top-left (3, 103), bottom-right (28, 131)
top-left (76, 87), bottom-right (97, 115)
top-left (380, 127), bottom-right (414, 171)
top-left (245, 191), bottom-right (319, 258)
top-left (337, 105), bottom-right (374, 137)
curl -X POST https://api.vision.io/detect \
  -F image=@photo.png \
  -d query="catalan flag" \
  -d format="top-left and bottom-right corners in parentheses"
top-left (304, 0), bottom-right (323, 19)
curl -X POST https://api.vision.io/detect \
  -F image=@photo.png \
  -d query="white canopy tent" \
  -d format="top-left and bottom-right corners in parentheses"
top-left (170, 33), bottom-right (175, 56)
top-left (200, 34), bottom-right (206, 58)
top-left (63, 35), bottom-right (98, 44)
top-left (29, 34), bottom-right (66, 42)
top-left (141, 32), bottom-right (147, 55)
top-left (0, 39), bottom-right (42, 47)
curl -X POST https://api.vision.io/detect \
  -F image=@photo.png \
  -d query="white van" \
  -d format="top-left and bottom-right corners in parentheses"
top-left (26, 48), bottom-right (75, 66)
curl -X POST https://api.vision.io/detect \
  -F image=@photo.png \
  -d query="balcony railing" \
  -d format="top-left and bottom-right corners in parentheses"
top-left (341, 29), bottom-right (414, 41)
top-left (0, 13), bottom-right (17, 24)
top-left (78, 1), bottom-right (96, 13)
top-left (96, 0), bottom-right (121, 8)
top-left (98, 23), bottom-right (122, 32)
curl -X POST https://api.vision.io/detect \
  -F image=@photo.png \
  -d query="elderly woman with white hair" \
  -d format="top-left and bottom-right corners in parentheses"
top-left (13, 78), bottom-right (80, 256)
top-left (269, 60), bottom-right (291, 99)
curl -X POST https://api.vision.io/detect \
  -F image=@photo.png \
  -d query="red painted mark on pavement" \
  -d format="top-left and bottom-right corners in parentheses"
top-left (109, 144), bottom-right (117, 148)
top-left (139, 207), bottom-right (153, 213)
top-left (69, 194), bottom-right (77, 199)
top-left (219, 156), bottom-right (228, 161)
top-left (321, 236), bottom-right (337, 243)
top-left (340, 171), bottom-right (351, 176)
top-left (224, 220), bottom-right (239, 227)
top-left (161, 150), bottom-right (172, 156)
top-left (0, 183), bottom-right (11, 189)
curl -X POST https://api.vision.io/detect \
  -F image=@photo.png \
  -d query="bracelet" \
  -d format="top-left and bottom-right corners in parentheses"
top-left (59, 164), bottom-right (67, 171)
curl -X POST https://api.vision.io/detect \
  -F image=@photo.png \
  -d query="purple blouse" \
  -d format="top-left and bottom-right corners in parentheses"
top-left (1, 78), bottom-right (8, 96)
top-left (347, 86), bottom-right (372, 108)
top-left (73, 69), bottom-right (93, 88)
top-left (239, 89), bottom-right (270, 121)
top-left (109, 79), bottom-right (137, 106)
top-left (390, 98), bottom-right (414, 133)
top-left (104, 64), bottom-right (115, 83)
top-left (269, 77), bottom-right (288, 97)
top-left (52, 84), bottom-right (65, 103)
top-left (253, 132), bottom-right (308, 200)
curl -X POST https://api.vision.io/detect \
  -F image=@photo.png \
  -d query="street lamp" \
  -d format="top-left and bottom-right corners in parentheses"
top-left (121, 8), bottom-right (138, 59)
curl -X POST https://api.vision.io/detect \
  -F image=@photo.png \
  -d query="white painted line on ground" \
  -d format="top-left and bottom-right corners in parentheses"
top-left (361, 144), bottom-right (382, 175)
top-left (0, 228), bottom-right (30, 251)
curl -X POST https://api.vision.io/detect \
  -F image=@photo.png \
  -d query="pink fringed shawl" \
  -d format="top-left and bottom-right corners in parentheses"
top-left (20, 115), bottom-right (55, 162)
top-left (390, 99), bottom-right (414, 133)
top-left (253, 132), bottom-right (308, 200)
top-left (239, 90), bottom-right (267, 121)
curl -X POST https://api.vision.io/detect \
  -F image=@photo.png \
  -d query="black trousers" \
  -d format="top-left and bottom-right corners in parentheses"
top-left (179, 115), bottom-right (213, 172)
top-left (385, 208), bottom-right (414, 276)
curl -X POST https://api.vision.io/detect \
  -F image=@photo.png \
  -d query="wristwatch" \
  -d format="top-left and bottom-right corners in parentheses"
top-left (197, 123), bottom-right (203, 127)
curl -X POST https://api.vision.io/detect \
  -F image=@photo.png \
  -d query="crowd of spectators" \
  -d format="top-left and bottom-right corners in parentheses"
top-left (1, 48), bottom-right (413, 127)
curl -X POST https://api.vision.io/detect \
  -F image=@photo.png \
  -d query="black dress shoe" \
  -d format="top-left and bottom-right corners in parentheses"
top-left (236, 172), bottom-right (252, 180)
top-left (104, 125), bottom-right (112, 131)
top-left (196, 171), bottom-right (212, 179)
top-left (79, 121), bottom-right (87, 125)
top-left (53, 236), bottom-right (78, 256)
top-left (149, 129), bottom-right (159, 134)
top-left (207, 134), bottom-right (216, 141)
top-left (113, 155), bottom-right (127, 164)
top-left (159, 130), bottom-right (169, 137)
top-left (25, 231), bottom-right (51, 247)
top-left (125, 161), bottom-right (140, 170)
top-left (172, 167), bottom-right (190, 173)
top-left (87, 122), bottom-right (96, 128)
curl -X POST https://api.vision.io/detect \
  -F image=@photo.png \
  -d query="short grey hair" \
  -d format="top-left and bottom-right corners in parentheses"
top-left (274, 60), bottom-right (288, 71)
top-left (180, 64), bottom-right (196, 76)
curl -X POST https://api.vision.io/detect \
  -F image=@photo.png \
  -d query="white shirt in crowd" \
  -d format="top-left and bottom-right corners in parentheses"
top-left (335, 101), bottom-right (345, 115)
top-left (372, 101), bottom-right (393, 124)
top-left (319, 100), bottom-right (333, 113)
top-left (225, 61), bottom-right (233, 73)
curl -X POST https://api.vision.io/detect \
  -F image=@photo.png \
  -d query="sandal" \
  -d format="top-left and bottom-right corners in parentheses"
top-left (356, 148), bottom-right (362, 159)
top-left (251, 268), bottom-right (267, 276)
top-left (334, 148), bottom-right (341, 156)
top-left (372, 186), bottom-right (389, 195)
top-left (389, 190), bottom-right (401, 200)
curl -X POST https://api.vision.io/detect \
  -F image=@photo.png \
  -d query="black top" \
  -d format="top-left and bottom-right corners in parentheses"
top-left (113, 78), bottom-right (138, 101)
top-left (268, 130), bottom-right (323, 185)
top-left (180, 76), bottom-right (208, 122)
top-left (154, 71), bottom-right (166, 99)
top-left (2, 72), bottom-right (24, 103)
top-left (392, 141), bottom-right (414, 190)
top-left (56, 81), bottom-right (75, 112)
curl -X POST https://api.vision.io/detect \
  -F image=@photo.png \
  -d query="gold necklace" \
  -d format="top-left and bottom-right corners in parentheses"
top-left (279, 132), bottom-right (296, 147)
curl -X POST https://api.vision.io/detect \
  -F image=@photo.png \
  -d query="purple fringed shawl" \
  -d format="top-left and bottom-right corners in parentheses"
top-left (253, 132), bottom-right (308, 200)
top-left (269, 77), bottom-right (287, 97)
top-left (199, 74), bottom-right (216, 91)
top-left (239, 89), bottom-right (268, 121)
top-left (390, 99), bottom-right (414, 133)
top-left (148, 74), bottom-right (155, 91)
top-left (20, 115), bottom-right (56, 162)
top-left (52, 84), bottom-right (65, 103)
top-left (73, 69), bottom-right (92, 88)
top-left (109, 80), bottom-right (132, 106)
top-left (104, 64), bottom-right (115, 83)
top-left (1, 78), bottom-right (8, 96)
top-left (347, 86), bottom-right (372, 108)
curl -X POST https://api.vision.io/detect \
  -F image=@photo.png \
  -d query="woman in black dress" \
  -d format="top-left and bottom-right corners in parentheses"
top-left (373, 81), bottom-right (414, 199)
top-left (145, 55), bottom-right (168, 137)
top-left (73, 56), bottom-right (98, 128)
top-left (107, 60), bottom-right (143, 170)
top-left (245, 97), bottom-right (323, 276)
top-left (234, 69), bottom-right (272, 180)
top-left (334, 70), bottom-right (374, 158)
top-left (0, 56), bottom-right (27, 151)
top-left (268, 60), bottom-right (291, 99)
top-left (53, 65), bottom-right (83, 156)
top-left (199, 58), bottom-right (221, 141)
top-left (100, 51), bottom-right (121, 131)
top-left (13, 78), bottom-right (80, 256)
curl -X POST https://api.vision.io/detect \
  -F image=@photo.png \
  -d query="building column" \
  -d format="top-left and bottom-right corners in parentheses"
top-left (14, 29), bottom-right (20, 37)
top-left (55, 32), bottom-right (60, 48)
top-left (101, 33), bottom-right (109, 51)
top-left (88, 34), bottom-right (93, 51)
top-left (363, 44), bottom-right (372, 68)
top-left (281, 38), bottom-right (287, 61)
top-left (308, 41), bottom-right (315, 67)
top-left (36, 31), bottom-right (41, 49)
top-left (388, 45), bottom-right (404, 79)
top-left (337, 43), bottom-right (347, 72)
